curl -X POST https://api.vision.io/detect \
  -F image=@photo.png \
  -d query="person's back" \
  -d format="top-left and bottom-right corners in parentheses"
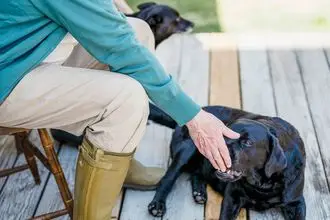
top-left (0, 0), bottom-right (68, 102)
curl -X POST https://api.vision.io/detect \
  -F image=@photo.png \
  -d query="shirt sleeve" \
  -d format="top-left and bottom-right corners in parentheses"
top-left (30, 0), bottom-right (201, 126)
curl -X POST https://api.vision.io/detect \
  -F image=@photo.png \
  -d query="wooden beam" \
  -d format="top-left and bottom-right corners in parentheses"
top-left (206, 37), bottom-right (246, 220)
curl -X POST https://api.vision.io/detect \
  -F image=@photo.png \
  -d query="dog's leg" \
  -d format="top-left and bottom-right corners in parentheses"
top-left (50, 129), bottom-right (83, 146)
top-left (148, 139), bottom-right (197, 217)
top-left (219, 184), bottom-right (244, 220)
top-left (148, 103), bottom-right (177, 129)
top-left (281, 197), bottom-right (306, 220)
top-left (191, 174), bottom-right (207, 204)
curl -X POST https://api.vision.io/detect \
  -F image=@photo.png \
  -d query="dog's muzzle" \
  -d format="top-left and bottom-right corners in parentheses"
top-left (215, 169), bottom-right (243, 182)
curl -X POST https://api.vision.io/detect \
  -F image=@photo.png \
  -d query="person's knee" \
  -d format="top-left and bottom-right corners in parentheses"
top-left (124, 77), bottom-right (149, 117)
top-left (127, 17), bottom-right (155, 51)
top-left (91, 73), bottom-right (149, 118)
top-left (105, 78), bottom-right (149, 152)
top-left (84, 76), bottom-right (149, 153)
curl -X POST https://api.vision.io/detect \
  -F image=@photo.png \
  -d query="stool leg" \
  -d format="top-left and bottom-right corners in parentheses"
top-left (16, 133), bottom-right (41, 185)
top-left (14, 134), bottom-right (23, 154)
top-left (38, 129), bottom-right (73, 219)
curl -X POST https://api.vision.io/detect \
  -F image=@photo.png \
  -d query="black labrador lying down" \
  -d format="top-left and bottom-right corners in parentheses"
top-left (147, 104), bottom-right (306, 220)
top-left (50, 103), bottom-right (306, 219)
top-left (127, 2), bottom-right (194, 47)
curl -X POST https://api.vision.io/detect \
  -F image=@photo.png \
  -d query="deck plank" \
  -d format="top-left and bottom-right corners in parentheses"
top-left (206, 38), bottom-right (246, 220)
top-left (120, 35), bottom-right (181, 220)
top-left (0, 136), bottom-right (17, 191)
top-left (177, 34), bottom-right (209, 105)
top-left (0, 130), bottom-right (57, 219)
top-left (239, 49), bottom-right (283, 220)
top-left (240, 50), bottom-right (277, 116)
top-left (324, 49), bottom-right (330, 65)
top-left (209, 44), bottom-right (241, 109)
top-left (269, 50), bottom-right (330, 220)
top-left (156, 34), bottom-right (183, 75)
top-left (296, 49), bottom-right (330, 187)
top-left (162, 34), bottom-right (209, 220)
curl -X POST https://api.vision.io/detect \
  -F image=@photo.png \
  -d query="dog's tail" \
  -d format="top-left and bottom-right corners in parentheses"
top-left (148, 103), bottom-right (177, 129)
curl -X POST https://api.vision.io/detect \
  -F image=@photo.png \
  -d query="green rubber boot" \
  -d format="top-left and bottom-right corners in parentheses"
top-left (73, 139), bottom-right (132, 220)
top-left (124, 158), bottom-right (166, 191)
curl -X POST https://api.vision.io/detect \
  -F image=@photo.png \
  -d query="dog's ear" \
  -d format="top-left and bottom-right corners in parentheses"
top-left (137, 2), bottom-right (156, 10)
top-left (265, 128), bottom-right (287, 178)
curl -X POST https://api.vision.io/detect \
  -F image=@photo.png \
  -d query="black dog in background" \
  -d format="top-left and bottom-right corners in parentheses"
top-left (127, 2), bottom-right (194, 47)
top-left (147, 104), bottom-right (306, 220)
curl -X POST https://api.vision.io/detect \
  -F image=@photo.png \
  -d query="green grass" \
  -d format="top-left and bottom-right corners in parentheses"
top-left (126, 0), bottom-right (221, 32)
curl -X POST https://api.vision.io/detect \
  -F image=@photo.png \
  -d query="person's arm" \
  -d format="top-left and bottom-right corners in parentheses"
top-left (31, 0), bottom-right (240, 171)
top-left (113, 0), bottom-right (134, 14)
top-left (31, 0), bottom-right (200, 126)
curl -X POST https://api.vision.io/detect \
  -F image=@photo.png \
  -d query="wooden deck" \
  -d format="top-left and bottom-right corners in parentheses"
top-left (1, 33), bottom-right (330, 220)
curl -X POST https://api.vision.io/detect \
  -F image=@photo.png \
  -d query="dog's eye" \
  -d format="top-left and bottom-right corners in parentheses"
top-left (175, 18), bottom-right (181, 23)
top-left (242, 139), bottom-right (254, 147)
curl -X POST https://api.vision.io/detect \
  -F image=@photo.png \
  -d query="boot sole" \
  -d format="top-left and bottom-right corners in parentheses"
top-left (123, 183), bottom-right (158, 191)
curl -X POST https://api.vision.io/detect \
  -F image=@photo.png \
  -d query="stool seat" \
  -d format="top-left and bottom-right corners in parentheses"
top-left (0, 127), bottom-right (29, 135)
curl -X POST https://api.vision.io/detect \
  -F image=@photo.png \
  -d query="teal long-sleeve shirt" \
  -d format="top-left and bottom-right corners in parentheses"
top-left (0, 0), bottom-right (201, 126)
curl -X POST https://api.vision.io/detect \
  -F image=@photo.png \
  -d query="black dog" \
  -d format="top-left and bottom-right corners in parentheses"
top-left (50, 103), bottom-right (306, 219)
top-left (127, 2), bottom-right (194, 47)
top-left (147, 104), bottom-right (306, 220)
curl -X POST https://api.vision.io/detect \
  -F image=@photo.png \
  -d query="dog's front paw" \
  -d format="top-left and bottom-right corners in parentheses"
top-left (192, 187), bottom-right (207, 204)
top-left (148, 200), bottom-right (166, 217)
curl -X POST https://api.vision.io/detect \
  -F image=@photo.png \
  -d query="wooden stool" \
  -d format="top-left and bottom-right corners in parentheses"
top-left (0, 127), bottom-right (73, 219)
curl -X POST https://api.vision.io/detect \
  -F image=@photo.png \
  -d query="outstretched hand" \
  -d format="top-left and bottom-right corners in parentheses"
top-left (186, 109), bottom-right (240, 172)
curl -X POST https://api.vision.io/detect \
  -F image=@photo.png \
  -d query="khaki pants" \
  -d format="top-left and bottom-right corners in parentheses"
top-left (0, 18), bottom-right (154, 153)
